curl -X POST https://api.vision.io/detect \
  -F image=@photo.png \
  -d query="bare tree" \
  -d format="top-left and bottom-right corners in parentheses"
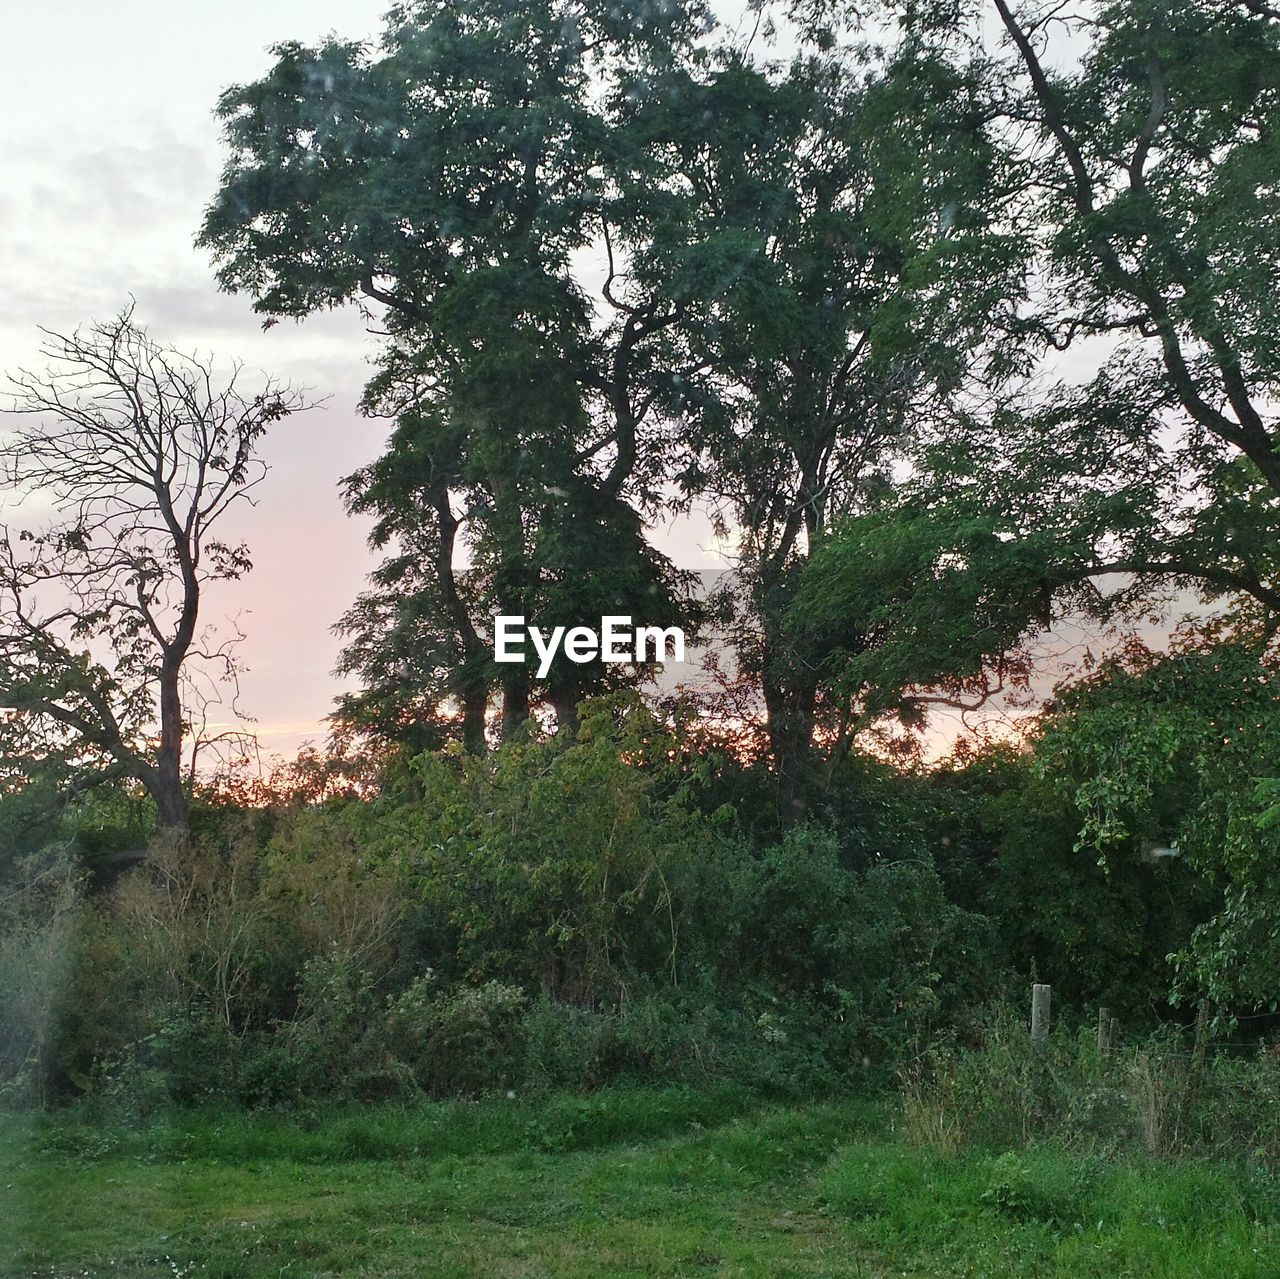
top-left (0, 306), bottom-right (304, 831)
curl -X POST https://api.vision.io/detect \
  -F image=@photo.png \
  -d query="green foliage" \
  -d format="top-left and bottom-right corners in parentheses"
top-left (1031, 644), bottom-right (1280, 1016)
top-left (0, 847), bottom-right (83, 1107)
top-left (864, 0), bottom-right (1280, 703)
top-left (793, 503), bottom-right (1051, 729)
top-left (0, 695), bottom-right (1010, 1111)
top-left (916, 740), bottom-right (1214, 1022)
top-left (518, 992), bottom-right (727, 1092)
top-left (271, 951), bottom-right (394, 1101)
top-left (899, 1002), bottom-right (1280, 1166)
top-left (372, 695), bottom-right (720, 999)
top-left (201, 0), bottom-right (713, 745)
top-left (385, 974), bottom-right (528, 1097)
top-left (675, 822), bottom-right (996, 1064)
top-left (198, 0), bottom-right (1031, 769)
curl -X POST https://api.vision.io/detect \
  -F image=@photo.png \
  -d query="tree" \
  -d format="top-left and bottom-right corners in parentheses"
top-left (0, 309), bottom-right (302, 831)
top-left (850, 0), bottom-right (1280, 641)
top-left (650, 47), bottom-right (1024, 797)
top-left (200, 0), bottom-right (707, 749)
top-left (768, 0), bottom-right (1280, 788)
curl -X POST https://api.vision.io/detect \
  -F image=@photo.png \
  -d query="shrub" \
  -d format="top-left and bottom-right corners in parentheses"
top-left (276, 950), bottom-right (405, 1100)
top-left (898, 1003), bottom-right (1280, 1161)
top-left (674, 824), bottom-right (996, 1068)
top-left (385, 975), bottom-right (527, 1096)
top-left (372, 695), bottom-right (727, 1003)
top-left (0, 846), bottom-right (84, 1106)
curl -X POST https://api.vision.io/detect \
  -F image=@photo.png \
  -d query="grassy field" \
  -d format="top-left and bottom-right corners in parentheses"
top-left (3, 1085), bottom-right (1277, 1278)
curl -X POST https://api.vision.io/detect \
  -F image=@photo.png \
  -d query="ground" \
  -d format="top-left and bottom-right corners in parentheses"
top-left (2, 1086), bottom-right (1276, 1277)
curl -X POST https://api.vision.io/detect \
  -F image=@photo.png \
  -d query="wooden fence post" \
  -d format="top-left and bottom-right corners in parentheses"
top-left (1031, 983), bottom-right (1051, 1044)
top-left (1193, 1000), bottom-right (1209, 1072)
top-left (1097, 1005), bottom-right (1112, 1057)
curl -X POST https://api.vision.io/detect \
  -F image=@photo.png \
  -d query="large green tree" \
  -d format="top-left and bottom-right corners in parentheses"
top-left (848, 0), bottom-right (1280, 633)
top-left (790, 0), bottom-right (1280, 773)
top-left (370, 18), bottom-right (1030, 795)
top-left (623, 41), bottom-right (1027, 795)
top-left (986, 0), bottom-right (1280, 631)
top-left (201, 0), bottom-right (709, 749)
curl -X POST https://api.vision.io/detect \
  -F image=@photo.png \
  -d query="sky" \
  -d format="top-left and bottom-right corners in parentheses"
top-left (0, 2), bottom-right (734, 762)
top-left (0, 2), bottom-right (397, 758)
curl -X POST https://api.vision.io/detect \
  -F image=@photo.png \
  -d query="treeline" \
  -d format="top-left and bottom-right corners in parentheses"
top-left (4, 0), bottom-right (1280, 1112)
top-left (5, 640), bottom-right (1280, 1111)
top-left (197, 0), bottom-right (1280, 801)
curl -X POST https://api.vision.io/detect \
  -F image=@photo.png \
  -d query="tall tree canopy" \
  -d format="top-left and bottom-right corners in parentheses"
top-left (653, 47), bottom-right (1026, 795)
top-left (201, 0), bottom-right (1025, 779)
top-left (201, 0), bottom-right (714, 749)
top-left (787, 0), bottom-right (1280, 778)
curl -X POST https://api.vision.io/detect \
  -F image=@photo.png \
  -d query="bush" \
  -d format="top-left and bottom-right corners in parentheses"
top-left (0, 846), bottom-right (83, 1107)
top-left (373, 695), bottom-right (724, 1003)
top-left (386, 975), bottom-right (527, 1096)
top-left (275, 950), bottom-right (400, 1100)
top-left (674, 825), bottom-right (997, 1068)
top-left (898, 1003), bottom-right (1280, 1161)
top-left (14, 697), bottom-right (1236, 1120)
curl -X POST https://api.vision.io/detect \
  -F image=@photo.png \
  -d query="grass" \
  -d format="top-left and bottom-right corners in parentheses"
top-left (2, 1085), bottom-right (1277, 1277)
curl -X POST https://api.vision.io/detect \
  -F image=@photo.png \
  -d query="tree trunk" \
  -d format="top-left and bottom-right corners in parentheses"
top-left (153, 655), bottom-right (190, 832)
top-left (548, 681), bottom-right (580, 735)
top-left (490, 475), bottom-right (532, 744)
top-left (501, 670), bottom-right (531, 740)
top-left (762, 652), bottom-right (818, 821)
top-left (149, 758), bottom-right (190, 832)
top-left (460, 680), bottom-right (489, 753)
